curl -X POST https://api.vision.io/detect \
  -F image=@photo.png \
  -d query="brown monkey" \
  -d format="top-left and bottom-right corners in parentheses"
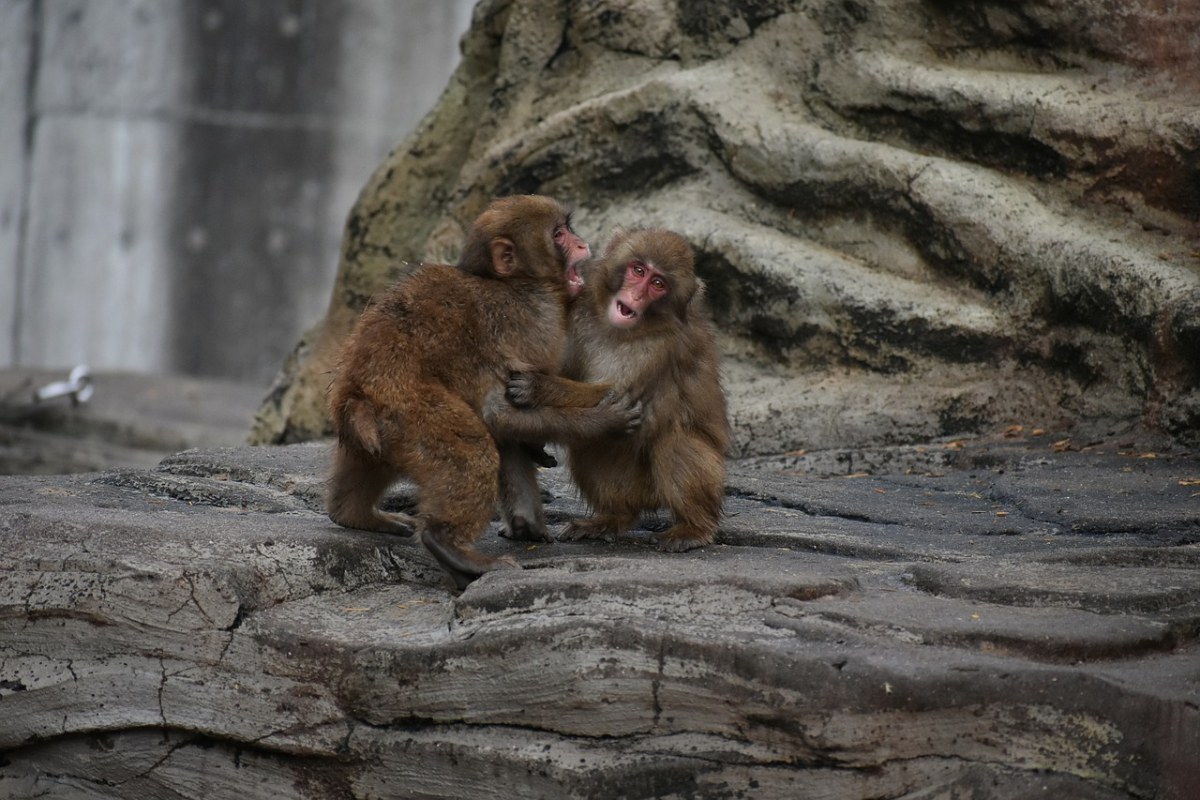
top-left (327, 195), bottom-right (639, 589)
top-left (508, 229), bottom-right (731, 552)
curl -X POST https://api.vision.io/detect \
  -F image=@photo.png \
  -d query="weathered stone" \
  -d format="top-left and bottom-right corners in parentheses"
top-left (250, 0), bottom-right (1200, 455)
top-left (1, 434), bottom-right (1197, 798)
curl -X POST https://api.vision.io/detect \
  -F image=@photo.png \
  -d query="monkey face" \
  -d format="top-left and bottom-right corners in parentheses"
top-left (607, 259), bottom-right (670, 328)
top-left (593, 229), bottom-right (697, 329)
top-left (554, 217), bottom-right (590, 267)
top-left (556, 218), bottom-right (590, 296)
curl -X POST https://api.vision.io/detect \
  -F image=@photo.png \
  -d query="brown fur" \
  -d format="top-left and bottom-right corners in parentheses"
top-left (326, 195), bottom-right (637, 589)
top-left (511, 229), bottom-right (731, 551)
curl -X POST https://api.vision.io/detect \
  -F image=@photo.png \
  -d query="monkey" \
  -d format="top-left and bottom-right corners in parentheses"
top-left (458, 211), bottom-right (632, 546)
top-left (326, 195), bottom-right (640, 589)
top-left (506, 228), bottom-right (731, 552)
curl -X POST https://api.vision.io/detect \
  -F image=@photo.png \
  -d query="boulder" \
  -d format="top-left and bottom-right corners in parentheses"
top-left (249, 0), bottom-right (1200, 455)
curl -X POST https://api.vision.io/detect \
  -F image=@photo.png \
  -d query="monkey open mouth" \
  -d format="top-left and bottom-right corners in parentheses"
top-left (566, 263), bottom-right (584, 293)
top-left (615, 300), bottom-right (636, 319)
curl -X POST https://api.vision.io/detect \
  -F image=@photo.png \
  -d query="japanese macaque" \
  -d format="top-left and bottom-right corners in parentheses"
top-left (326, 195), bottom-right (640, 589)
top-left (508, 229), bottom-right (731, 551)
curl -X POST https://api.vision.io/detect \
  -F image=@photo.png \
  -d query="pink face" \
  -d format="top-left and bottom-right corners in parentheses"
top-left (608, 259), bottom-right (668, 328)
top-left (555, 223), bottom-right (590, 296)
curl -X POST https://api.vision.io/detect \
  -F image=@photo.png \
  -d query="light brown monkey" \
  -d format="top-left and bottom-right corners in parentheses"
top-left (327, 195), bottom-right (639, 589)
top-left (508, 229), bottom-right (731, 552)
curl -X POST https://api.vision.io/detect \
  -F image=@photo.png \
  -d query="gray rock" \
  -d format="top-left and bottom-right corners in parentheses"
top-left (250, 0), bottom-right (1200, 455)
top-left (1, 435), bottom-right (1197, 798)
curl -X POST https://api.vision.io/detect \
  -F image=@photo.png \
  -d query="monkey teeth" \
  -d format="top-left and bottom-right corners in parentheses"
top-left (608, 298), bottom-right (639, 328)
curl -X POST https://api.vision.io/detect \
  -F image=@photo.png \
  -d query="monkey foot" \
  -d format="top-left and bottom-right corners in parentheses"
top-left (420, 527), bottom-right (521, 590)
top-left (655, 526), bottom-right (714, 553)
top-left (329, 509), bottom-right (418, 537)
top-left (376, 511), bottom-right (419, 536)
top-left (500, 515), bottom-right (554, 543)
top-left (558, 518), bottom-right (622, 543)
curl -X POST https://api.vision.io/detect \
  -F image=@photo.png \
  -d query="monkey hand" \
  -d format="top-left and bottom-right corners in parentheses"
top-left (506, 371), bottom-right (541, 408)
top-left (597, 390), bottom-right (643, 434)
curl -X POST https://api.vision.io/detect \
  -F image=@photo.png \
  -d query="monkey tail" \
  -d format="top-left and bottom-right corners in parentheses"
top-left (340, 396), bottom-right (384, 457)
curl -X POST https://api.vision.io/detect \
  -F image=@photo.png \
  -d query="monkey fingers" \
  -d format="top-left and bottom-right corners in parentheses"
top-left (373, 510), bottom-right (420, 536)
top-left (599, 391), bottom-right (642, 434)
top-left (326, 486), bottom-right (419, 536)
top-left (558, 515), bottom-right (629, 543)
top-left (327, 505), bottom-right (418, 536)
top-left (655, 523), bottom-right (715, 553)
top-left (505, 371), bottom-right (538, 408)
top-left (420, 524), bottom-right (520, 590)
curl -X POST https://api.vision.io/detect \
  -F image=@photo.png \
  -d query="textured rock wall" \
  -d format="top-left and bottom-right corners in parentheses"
top-left (251, 0), bottom-right (1200, 455)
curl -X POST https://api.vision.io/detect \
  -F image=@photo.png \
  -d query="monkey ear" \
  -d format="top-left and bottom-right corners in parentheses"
top-left (490, 237), bottom-right (517, 276)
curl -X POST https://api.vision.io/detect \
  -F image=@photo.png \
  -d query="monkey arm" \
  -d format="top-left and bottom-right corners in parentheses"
top-left (505, 371), bottom-right (614, 410)
top-left (482, 387), bottom-right (641, 445)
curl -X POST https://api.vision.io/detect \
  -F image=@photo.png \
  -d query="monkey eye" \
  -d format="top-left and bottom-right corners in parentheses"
top-left (629, 261), bottom-right (646, 277)
top-left (651, 276), bottom-right (667, 291)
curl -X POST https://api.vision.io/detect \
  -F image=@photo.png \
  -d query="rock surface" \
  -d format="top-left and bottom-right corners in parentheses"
top-left (1, 434), bottom-right (1197, 798)
top-left (250, 0), bottom-right (1200, 454)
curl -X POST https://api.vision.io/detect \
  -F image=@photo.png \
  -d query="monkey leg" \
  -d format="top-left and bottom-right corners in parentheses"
top-left (327, 442), bottom-right (418, 535)
top-left (652, 435), bottom-right (726, 553)
top-left (559, 442), bottom-right (646, 543)
top-left (412, 402), bottom-right (520, 589)
top-left (497, 443), bottom-right (552, 542)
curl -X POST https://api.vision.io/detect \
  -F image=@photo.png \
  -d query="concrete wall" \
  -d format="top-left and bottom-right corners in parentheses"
top-left (1, 0), bottom-right (474, 383)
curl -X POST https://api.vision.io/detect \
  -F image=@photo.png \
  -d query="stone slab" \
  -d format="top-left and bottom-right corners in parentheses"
top-left (0, 432), bottom-right (1196, 798)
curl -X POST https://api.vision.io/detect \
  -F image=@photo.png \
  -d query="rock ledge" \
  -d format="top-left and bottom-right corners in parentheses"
top-left (2, 433), bottom-right (1197, 798)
